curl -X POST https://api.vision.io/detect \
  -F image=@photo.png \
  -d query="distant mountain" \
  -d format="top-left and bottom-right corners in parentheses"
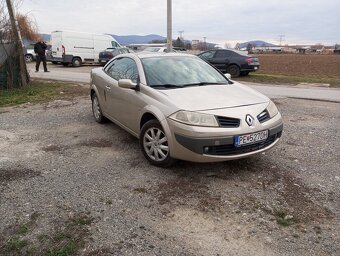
top-left (239, 40), bottom-right (276, 49)
top-left (110, 34), bottom-right (166, 45)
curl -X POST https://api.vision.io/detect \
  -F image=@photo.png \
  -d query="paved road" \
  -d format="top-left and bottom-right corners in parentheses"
top-left (28, 64), bottom-right (340, 102)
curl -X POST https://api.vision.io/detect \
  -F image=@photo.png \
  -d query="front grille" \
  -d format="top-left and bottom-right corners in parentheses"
top-left (205, 132), bottom-right (281, 156)
top-left (216, 116), bottom-right (240, 128)
top-left (257, 110), bottom-right (270, 123)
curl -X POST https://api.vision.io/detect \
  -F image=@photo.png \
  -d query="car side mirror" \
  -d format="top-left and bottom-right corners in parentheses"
top-left (118, 79), bottom-right (137, 89)
top-left (224, 73), bottom-right (232, 80)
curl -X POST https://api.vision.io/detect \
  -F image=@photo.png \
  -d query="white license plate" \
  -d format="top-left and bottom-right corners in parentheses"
top-left (235, 130), bottom-right (268, 146)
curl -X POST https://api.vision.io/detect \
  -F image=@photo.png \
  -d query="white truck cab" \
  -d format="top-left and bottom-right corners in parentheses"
top-left (51, 31), bottom-right (120, 67)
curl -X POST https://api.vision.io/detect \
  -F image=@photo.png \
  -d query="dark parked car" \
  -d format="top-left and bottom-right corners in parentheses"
top-left (98, 47), bottom-right (132, 65)
top-left (197, 49), bottom-right (260, 77)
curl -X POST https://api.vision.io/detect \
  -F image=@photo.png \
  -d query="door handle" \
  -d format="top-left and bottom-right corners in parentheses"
top-left (105, 85), bottom-right (111, 91)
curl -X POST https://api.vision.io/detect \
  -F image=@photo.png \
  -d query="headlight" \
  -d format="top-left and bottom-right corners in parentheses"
top-left (267, 100), bottom-right (279, 118)
top-left (169, 111), bottom-right (219, 127)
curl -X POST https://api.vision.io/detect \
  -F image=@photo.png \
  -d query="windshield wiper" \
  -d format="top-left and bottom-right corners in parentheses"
top-left (150, 84), bottom-right (183, 88)
top-left (182, 82), bottom-right (227, 87)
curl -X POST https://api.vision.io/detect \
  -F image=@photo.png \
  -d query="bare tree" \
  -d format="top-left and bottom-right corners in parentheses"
top-left (0, 0), bottom-right (38, 89)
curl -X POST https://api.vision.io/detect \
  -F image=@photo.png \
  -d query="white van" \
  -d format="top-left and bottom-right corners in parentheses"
top-left (51, 31), bottom-right (121, 67)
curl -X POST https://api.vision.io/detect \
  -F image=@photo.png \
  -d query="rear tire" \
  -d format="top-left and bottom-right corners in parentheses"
top-left (52, 61), bottom-right (58, 64)
top-left (62, 62), bottom-right (69, 67)
top-left (72, 57), bottom-right (82, 67)
top-left (91, 93), bottom-right (107, 123)
top-left (227, 65), bottom-right (241, 77)
top-left (140, 120), bottom-right (175, 167)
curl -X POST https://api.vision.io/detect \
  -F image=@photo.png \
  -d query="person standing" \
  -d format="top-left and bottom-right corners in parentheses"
top-left (34, 40), bottom-right (49, 72)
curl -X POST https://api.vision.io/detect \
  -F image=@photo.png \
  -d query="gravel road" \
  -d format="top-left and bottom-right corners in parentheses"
top-left (0, 94), bottom-right (339, 255)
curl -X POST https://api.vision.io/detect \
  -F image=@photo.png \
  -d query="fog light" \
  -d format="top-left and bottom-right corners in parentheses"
top-left (204, 146), bottom-right (210, 153)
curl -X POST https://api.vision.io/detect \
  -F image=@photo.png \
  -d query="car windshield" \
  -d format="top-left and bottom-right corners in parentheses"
top-left (144, 47), bottom-right (161, 52)
top-left (141, 56), bottom-right (228, 88)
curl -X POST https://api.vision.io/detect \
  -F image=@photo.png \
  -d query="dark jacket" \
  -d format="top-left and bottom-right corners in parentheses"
top-left (34, 41), bottom-right (47, 56)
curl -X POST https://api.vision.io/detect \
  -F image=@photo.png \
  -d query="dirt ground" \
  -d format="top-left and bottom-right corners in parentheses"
top-left (257, 54), bottom-right (340, 77)
top-left (0, 96), bottom-right (339, 255)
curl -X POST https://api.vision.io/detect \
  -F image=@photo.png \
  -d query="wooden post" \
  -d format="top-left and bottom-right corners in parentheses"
top-left (6, 0), bottom-right (29, 87)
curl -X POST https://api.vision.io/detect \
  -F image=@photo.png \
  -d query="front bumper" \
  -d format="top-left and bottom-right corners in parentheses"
top-left (165, 113), bottom-right (283, 162)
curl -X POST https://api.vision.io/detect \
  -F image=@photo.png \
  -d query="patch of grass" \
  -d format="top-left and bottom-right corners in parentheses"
top-left (0, 80), bottom-right (88, 107)
top-left (53, 232), bottom-right (72, 241)
top-left (6, 238), bottom-right (29, 251)
top-left (274, 210), bottom-right (296, 227)
top-left (37, 234), bottom-right (50, 242)
top-left (0, 213), bottom-right (93, 256)
top-left (235, 73), bottom-right (340, 87)
top-left (17, 224), bottom-right (29, 235)
top-left (45, 240), bottom-right (77, 256)
top-left (71, 215), bottom-right (94, 226)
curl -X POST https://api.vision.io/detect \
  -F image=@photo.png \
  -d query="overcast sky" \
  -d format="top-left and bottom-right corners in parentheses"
top-left (18, 0), bottom-right (340, 46)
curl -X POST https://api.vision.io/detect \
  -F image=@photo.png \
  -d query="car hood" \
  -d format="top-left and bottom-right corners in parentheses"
top-left (158, 82), bottom-right (269, 111)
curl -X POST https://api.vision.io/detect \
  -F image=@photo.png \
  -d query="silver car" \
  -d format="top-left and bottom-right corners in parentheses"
top-left (90, 53), bottom-right (283, 167)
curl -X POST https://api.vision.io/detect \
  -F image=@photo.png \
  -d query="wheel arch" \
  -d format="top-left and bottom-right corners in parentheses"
top-left (140, 112), bottom-right (158, 130)
top-left (227, 63), bottom-right (240, 69)
top-left (90, 85), bottom-right (99, 99)
top-left (139, 106), bottom-right (175, 157)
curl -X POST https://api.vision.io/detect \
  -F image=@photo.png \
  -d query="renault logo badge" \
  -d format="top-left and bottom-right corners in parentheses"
top-left (245, 114), bottom-right (254, 126)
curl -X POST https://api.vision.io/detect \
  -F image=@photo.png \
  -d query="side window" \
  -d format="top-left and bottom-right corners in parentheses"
top-left (199, 51), bottom-right (216, 59)
top-left (215, 50), bottom-right (230, 58)
top-left (105, 58), bottom-right (138, 83)
top-left (111, 41), bottom-right (120, 48)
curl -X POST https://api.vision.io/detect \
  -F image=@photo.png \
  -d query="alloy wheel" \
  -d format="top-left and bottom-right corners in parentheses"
top-left (143, 127), bottom-right (169, 162)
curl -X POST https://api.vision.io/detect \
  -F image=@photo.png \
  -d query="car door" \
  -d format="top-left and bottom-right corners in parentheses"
top-left (210, 50), bottom-right (231, 72)
top-left (104, 57), bottom-right (143, 134)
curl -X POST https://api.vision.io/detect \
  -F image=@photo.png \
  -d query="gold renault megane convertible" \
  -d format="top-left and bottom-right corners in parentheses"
top-left (90, 52), bottom-right (283, 167)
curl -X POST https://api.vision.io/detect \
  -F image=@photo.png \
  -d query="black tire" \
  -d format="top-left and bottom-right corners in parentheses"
top-left (25, 54), bottom-right (33, 62)
top-left (227, 64), bottom-right (241, 78)
top-left (91, 93), bottom-right (107, 123)
top-left (140, 120), bottom-right (175, 167)
top-left (72, 57), bottom-right (82, 67)
top-left (62, 62), bottom-right (69, 67)
top-left (52, 61), bottom-right (58, 64)
top-left (240, 71), bottom-right (250, 76)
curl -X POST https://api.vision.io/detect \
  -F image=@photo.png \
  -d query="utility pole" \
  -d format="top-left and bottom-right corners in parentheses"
top-left (6, 0), bottom-right (29, 87)
top-left (278, 34), bottom-right (285, 46)
top-left (167, 0), bottom-right (172, 52)
top-left (203, 37), bottom-right (206, 51)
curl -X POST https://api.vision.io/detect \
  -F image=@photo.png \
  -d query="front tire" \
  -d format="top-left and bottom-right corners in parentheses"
top-left (25, 54), bottom-right (33, 62)
top-left (140, 120), bottom-right (175, 167)
top-left (227, 64), bottom-right (241, 77)
top-left (91, 93), bottom-right (106, 123)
